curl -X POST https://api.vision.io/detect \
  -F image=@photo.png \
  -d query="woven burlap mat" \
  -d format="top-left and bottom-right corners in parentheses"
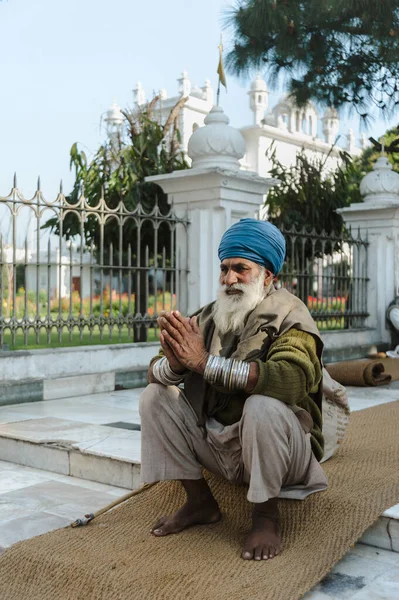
top-left (0, 401), bottom-right (398, 600)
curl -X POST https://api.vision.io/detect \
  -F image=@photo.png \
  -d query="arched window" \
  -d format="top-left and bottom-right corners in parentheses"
top-left (295, 111), bottom-right (300, 132)
top-left (258, 94), bottom-right (262, 103)
top-left (309, 116), bottom-right (313, 135)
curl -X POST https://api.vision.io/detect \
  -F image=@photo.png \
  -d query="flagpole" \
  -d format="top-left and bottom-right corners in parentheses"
top-left (216, 34), bottom-right (226, 107)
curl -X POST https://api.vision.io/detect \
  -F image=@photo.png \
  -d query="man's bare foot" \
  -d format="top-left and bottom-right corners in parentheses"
top-left (150, 478), bottom-right (221, 537)
top-left (242, 497), bottom-right (282, 561)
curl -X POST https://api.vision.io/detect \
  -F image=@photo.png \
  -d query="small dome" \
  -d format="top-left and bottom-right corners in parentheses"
top-left (187, 105), bottom-right (246, 171)
top-left (105, 102), bottom-right (124, 126)
top-left (250, 74), bottom-right (267, 92)
top-left (360, 156), bottom-right (399, 202)
top-left (274, 94), bottom-right (318, 114)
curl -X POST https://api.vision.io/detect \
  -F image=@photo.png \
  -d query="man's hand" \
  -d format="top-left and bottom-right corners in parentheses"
top-left (159, 312), bottom-right (208, 375)
top-left (157, 311), bottom-right (187, 374)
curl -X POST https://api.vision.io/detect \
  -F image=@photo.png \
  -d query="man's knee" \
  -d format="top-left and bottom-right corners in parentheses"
top-left (244, 394), bottom-right (288, 422)
top-left (242, 394), bottom-right (292, 439)
top-left (139, 383), bottom-right (165, 421)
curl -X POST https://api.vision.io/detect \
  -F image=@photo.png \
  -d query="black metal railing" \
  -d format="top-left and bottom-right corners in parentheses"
top-left (276, 224), bottom-right (369, 330)
top-left (0, 180), bottom-right (189, 349)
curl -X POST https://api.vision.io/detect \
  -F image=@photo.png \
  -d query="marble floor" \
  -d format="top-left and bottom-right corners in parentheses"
top-left (0, 459), bottom-right (127, 548)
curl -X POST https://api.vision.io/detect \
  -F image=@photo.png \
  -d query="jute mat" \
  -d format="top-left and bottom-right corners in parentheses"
top-left (326, 358), bottom-right (399, 386)
top-left (0, 402), bottom-right (398, 600)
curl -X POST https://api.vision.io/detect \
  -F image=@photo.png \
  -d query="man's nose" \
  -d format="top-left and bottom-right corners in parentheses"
top-left (224, 269), bottom-right (238, 285)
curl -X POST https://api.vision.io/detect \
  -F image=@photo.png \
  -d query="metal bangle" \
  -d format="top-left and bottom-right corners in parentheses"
top-left (153, 357), bottom-right (185, 386)
top-left (204, 354), bottom-right (250, 391)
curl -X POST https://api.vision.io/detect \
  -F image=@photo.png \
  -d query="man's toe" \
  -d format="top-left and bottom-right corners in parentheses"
top-left (241, 549), bottom-right (254, 560)
top-left (152, 519), bottom-right (182, 536)
top-left (254, 546), bottom-right (263, 561)
top-left (150, 516), bottom-right (167, 533)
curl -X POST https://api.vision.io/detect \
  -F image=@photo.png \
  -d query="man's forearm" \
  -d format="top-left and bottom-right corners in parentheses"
top-left (245, 361), bottom-right (260, 393)
top-left (195, 358), bottom-right (259, 393)
top-left (148, 356), bottom-right (259, 392)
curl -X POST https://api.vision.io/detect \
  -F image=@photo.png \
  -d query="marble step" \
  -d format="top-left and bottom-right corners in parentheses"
top-left (0, 417), bottom-right (142, 490)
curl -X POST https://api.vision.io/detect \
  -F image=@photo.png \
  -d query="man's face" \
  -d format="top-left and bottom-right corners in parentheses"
top-left (219, 257), bottom-right (273, 293)
top-left (213, 257), bottom-right (274, 335)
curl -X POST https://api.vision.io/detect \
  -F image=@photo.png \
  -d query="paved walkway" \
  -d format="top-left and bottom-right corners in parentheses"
top-left (0, 383), bottom-right (398, 599)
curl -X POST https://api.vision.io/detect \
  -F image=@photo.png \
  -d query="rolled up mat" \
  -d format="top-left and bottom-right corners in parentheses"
top-left (325, 358), bottom-right (399, 386)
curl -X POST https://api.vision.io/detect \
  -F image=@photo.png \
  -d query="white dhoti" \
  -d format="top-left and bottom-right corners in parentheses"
top-left (139, 383), bottom-right (328, 504)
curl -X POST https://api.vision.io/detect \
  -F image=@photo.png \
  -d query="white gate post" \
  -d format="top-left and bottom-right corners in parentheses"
top-left (338, 156), bottom-right (399, 344)
top-left (146, 106), bottom-right (277, 314)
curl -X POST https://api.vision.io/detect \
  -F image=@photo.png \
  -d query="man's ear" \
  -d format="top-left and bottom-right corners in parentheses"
top-left (264, 270), bottom-right (274, 286)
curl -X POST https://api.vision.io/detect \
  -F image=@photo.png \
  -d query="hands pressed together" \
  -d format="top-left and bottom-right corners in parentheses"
top-left (157, 311), bottom-right (209, 375)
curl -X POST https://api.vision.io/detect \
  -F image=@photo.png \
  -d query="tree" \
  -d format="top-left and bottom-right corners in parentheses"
top-left (264, 146), bottom-right (358, 304)
top-left (43, 96), bottom-right (190, 341)
top-left (225, 0), bottom-right (399, 118)
top-left (265, 145), bottom-right (355, 233)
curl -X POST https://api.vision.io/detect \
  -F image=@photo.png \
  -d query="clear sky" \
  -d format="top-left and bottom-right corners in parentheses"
top-left (0, 0), bottom-right (397, 200)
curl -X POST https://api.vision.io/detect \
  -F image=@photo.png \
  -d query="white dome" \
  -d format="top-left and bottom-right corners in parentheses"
top-left (187, 105), bottom-right (246, 171)
top-left (250, 74), bottom-right (267, 92)
top-left (274, 93), bottom-right (317, 113)
top-left (105, 102), bottom-right (124, 125)
top-left (360, 156), bottom-right (399, 202)
top-left (322, 107), bottom-right (339, 120)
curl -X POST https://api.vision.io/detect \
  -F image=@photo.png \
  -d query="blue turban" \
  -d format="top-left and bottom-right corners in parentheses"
top-left (218, 218), bottom-right (286, 274)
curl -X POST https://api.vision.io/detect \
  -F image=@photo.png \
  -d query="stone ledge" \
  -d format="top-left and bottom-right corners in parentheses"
top-left (0, 368), bottom-right (147, 406)
top-left (0, 435), bottom-right (140, 490)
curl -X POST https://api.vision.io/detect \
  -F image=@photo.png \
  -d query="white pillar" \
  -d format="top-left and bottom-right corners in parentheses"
top-left (146, 106), bottom-right (277, 315)
top-left (248, 74), bottom-right (269, 127)
top-left (338, 156), bottom-right (399, 344)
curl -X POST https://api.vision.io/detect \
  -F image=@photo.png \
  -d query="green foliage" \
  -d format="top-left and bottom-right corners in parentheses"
top-left (42, 96), bottom-right (189, 250)
top-left (41, 96), bottom-right (189, 342)
top-left (265, 146), bottom-right (355, 234)
top-left (225, 0), bottom-right (399, 118)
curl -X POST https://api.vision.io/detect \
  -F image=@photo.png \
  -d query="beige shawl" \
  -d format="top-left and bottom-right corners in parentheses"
top-left (184, 286), bottom-right (323, 427)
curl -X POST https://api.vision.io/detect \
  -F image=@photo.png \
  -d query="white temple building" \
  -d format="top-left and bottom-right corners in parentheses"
top-left (106, 71), bottom-right (366, 178)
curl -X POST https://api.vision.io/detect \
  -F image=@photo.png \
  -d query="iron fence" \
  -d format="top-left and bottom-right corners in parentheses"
top-left (276, 224), bottom-right (369, 330)
top-left (0, 178), bottom-right (189, 349)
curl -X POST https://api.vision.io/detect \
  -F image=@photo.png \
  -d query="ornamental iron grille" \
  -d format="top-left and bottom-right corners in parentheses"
top-left (0, 177), bottom-right (189, 349)
top-left (275, 224), bottom-right (369, 331)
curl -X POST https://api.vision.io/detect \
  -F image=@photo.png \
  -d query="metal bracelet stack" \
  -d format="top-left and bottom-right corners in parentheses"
top-left (204, 355), bottom-right (250, 391)
top-left (153, 357), bottom-right (185, 386)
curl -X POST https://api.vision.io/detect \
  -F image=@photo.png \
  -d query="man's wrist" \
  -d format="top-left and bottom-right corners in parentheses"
top-left (153, 357), bottom-right (185, 386)
top-left (169, 363), bottom-right (186, 375)
top-left (195, 351), bottom-right (210, 376)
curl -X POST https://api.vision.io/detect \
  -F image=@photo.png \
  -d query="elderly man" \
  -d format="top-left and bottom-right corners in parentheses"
top-left (139, 218), bottom-right (328, 561)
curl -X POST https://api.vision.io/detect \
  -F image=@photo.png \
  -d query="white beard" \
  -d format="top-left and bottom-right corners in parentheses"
top-left (212, 269), bottom-right (266, 336)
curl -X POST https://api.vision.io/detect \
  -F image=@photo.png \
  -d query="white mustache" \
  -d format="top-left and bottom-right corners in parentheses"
top-left (221, 283), bottom-right (251, 293)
